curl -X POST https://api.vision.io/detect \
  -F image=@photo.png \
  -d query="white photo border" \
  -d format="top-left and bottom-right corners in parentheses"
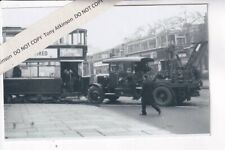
top-left (1, 0), bottom-right (225, 149)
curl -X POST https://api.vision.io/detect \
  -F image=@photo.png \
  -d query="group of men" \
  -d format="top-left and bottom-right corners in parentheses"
top-left (63, 68), bottom-right (81, 93)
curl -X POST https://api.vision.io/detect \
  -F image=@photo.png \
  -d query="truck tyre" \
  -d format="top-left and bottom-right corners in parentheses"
top-left (88, 86), bottom-right (104, 104)
top-left (153, 86), bottom-right (174, 106)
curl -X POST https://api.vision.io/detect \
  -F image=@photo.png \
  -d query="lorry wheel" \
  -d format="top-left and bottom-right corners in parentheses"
top-left (153, 86), bottom-right (174, 106)
top-left (88, 86), bottom-right (104, 104)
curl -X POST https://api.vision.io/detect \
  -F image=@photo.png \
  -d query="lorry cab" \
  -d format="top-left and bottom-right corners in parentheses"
top-left (87, 57), bottom-right (154, 104)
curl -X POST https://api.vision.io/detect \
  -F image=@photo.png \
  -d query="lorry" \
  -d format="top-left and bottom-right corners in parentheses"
top-left (87, 41), bottom-right (208, 106)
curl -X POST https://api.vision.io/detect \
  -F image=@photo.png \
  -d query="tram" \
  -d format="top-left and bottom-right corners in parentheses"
top-left (3, 28), bottom-right (90, 103)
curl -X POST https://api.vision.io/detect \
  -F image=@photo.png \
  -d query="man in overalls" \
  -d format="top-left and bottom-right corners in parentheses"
top-left (140, 75), bottom-right (161, 116)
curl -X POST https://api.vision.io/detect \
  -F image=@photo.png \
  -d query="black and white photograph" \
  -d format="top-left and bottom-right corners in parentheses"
top-left (1, 0), bottom-right (209, 140)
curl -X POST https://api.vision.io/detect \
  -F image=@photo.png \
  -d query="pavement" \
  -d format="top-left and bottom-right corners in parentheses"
top-left (4, 80), bottom-right (209, 139)
top-left (4, 103), bottom-right (171, 139)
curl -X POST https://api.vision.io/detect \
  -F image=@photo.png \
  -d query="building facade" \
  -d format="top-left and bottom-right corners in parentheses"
top-left (89, 22), bottom-right (208, 78)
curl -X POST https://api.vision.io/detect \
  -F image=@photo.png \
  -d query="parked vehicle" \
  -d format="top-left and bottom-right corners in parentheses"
top-left (87, 41), bottom-right (207, 106)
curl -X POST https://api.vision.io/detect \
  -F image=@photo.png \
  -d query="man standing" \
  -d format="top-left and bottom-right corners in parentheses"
top-left (63, 68), bottom-right (74, 92)
top-left (140, 75), bottom-right (161, 116)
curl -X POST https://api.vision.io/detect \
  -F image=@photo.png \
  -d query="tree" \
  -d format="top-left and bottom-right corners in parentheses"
top-left (124, 10), bottom-right (205, 44)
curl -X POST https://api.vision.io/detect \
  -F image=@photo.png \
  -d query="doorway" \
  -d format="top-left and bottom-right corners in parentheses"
top-left (61, 62), bottom-right (82, 93)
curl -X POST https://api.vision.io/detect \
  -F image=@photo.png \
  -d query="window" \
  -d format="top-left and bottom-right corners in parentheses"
top-left (83, 62), bottom-right (90, 77)
top-left (38, 62), bottom-right (60, 78)
top-left (4, 61), bottom-right (61, 78)
top-left (59, 38), bottom-right (64, 44)
top-left (168, 34), bottom-right (175, 45)
top-left (20, 62), bottom-right (38, 78)
top-left (56, 30), bottom-right (87, 45)
top-left (161, 36), bottom-right (167, 47)
top-left (59, 35), bottom-right (72, 45)
top-left (101, 53), bottom-right (109, 59)
top-left (4, 36), bottom-right (14, 43)
top-left (72, 32), bottom-right (86, 45)
top-left (156, 37), bottom-right (161, 48)
top-left (135, 44), bottom-right (140, 51)
top-left (128, 45), bottom-right (134, 53)
top-left (148, 39), bottom-right (156, 49)
top-left (142, 41), bottom-right (148, 50)
top-left (60, 48), bottom-right (83, 57)
top-left (176, 37), bottom-right (185, 46)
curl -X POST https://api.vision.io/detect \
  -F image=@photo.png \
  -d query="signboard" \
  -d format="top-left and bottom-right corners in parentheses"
top-left (93, 61), bottom-right (108, 67)
top-left (60, 48), bottom-right (83, 57)
top-left (32, 48), bottom-right (58, 59)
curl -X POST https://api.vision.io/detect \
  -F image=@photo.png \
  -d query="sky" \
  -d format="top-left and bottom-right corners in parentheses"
top-left (1, 1), bottom-right (207, 55)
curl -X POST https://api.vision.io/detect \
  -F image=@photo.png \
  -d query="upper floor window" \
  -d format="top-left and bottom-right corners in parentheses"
top-left (148, 39), bottom-right (156, 49)
top-left (72, 31), bottom-right (86, 45)
top-left (57, 29), bottom-right (87, 45)
top-left (176, 37), bottom-right (185, 46)
top-left (160, 36), bottom-right (167, 47)
top-left (141, 41), bottom-right (148, 50)
top-left (59, 35), bottom-right (72, 45)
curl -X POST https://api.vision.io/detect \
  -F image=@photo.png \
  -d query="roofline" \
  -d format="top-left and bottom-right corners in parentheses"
top-left (102, 56), bottom-right (154, 63)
